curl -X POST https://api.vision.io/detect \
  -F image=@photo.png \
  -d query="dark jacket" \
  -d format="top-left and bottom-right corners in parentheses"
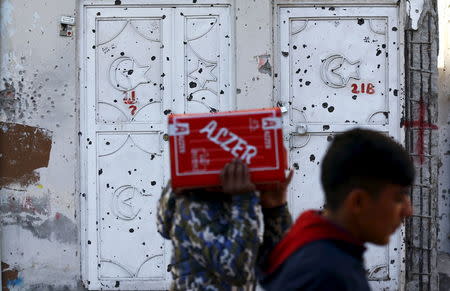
top-left (259, 210), bottom-right (371, 291)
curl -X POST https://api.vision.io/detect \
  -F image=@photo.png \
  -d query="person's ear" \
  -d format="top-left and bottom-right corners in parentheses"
top-left (345, 189), bottom-right (371, 215)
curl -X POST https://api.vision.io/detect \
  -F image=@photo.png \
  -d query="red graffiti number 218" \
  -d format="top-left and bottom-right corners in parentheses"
top-left (351, 83), bottom-right (375, 94)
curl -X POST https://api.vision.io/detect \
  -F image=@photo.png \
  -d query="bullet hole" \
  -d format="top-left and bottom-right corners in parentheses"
top-left (390, 260), bottom-right (395, 264)
top-left (322, 102), bottom-right (328, 108)
top-left (385, 52), bottom-right (389, 57)
top-left (164, 109), bottom-right (171, 115)
top-left (210, 107), bottom-right (217, 113)
top-left (106, 142), bottom-right (110, 146)
top-left (127, 69), bottom-right (134, 75)
top-left (120, 52), bottom-right (125, 56)
top-left (115, 0), bottom-right (121, 5)
top-left (187, 93), bottom-right (193, 101)
top-left (305, 81), bottom-right (311, 86)
top-left (142, 242), bottom-right (146, 245)
top-left (393, 89), bottom-right (398, 96)
top-left (329, 7), bottom-right (335, 11)
top-left (310, 154), bottom-right (316, 162)
top-left (166, 57), bottom-right (170, 61)
top-left (128, 170), bottom-right (132, 175)
top-left (377, 64), bottom-right (381, 69)
top-left (323, 125), bottom-right (330, 130)
top-left (299, 78), bottom-right (303, 82)
top-left (198, 68), bottom-right (203, 74)
top-left (115, 281), bottom-right (120, 287)
top-left (96, 12), bottom-right (101, 16)
top-left (151, 181), bottom-right (156, 186)
top-left (82, 193), bottom-right (86, 197)
top-left (293, 163), bottom-right (299, 170)
top-left (161, 73), bottom-right (165, 77)
top-left (306, 55), bottom-right (311, 59)
top-left (328, 106), bottom-right (335, 112)
top-left (151, 56), bottom-right (156, 61)
top-left (303, 44), bottom-right (307, 48)
top-left (327, 135), bottom-right (333, 142)
top-left (220, 90), bottom-right (224, 94)
top-left (304, 69), bottom-right (308, 73)
top-left (92, 29), bottom-right (96, 33)
top-left (162, 15), bottom-right (166, 19)
top-left (92, 45), bottom-right (96, 49)
top-left (189, 81), bottom-right (197, 88)
top-left (98, 169), bottom-right (103, 175)
top-left (382, 44), bottom-right (386, 49)
top-left (88, 240), bottom-right (92, 244)
top-left (357, 18), bottom-right (365, 25)
top-left (296, 68), bottom-right (301, 74)
top-left (129, 228), bottom-right (134, 233)
top-left (282, 51), bottom-right (289, 57)
top-left (107, 184), bottom-right (110, 188)
top-left (303, 107), bottom-right (307, 111)
top-left (376, 49), bottom-right (382, 56)
top-left (293, 45), bottom-right (297, 50)
top-left (113, 99), bottom-right (117, 103)
top-left (392, 27), bottom-right (398, 31)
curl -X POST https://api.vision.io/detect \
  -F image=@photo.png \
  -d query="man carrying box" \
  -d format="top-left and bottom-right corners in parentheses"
top-left (157, 159), bottom-right (293, 290)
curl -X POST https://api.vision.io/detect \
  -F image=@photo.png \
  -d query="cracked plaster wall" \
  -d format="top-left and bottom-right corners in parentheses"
top-left (0, 0), bottom-right (82, 290)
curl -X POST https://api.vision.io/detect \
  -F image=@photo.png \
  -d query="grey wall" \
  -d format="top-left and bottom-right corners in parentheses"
top-left (438, 0), bottom-right (450, 290)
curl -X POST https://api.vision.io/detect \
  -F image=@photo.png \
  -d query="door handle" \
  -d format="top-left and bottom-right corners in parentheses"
top-left (296, 124), bottom-right (308, 135)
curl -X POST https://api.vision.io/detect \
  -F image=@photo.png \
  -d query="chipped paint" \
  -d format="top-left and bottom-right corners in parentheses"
top-left (407, 0), bottom-right (425, 30)
top-left (0, 123), bottom-right (52, 187)
top-left (0, 0), bottom-right (15, 37)
top-left (256, 54), bottom-right (272, 76)
top-left (1, 262), bottom-right (20, 291)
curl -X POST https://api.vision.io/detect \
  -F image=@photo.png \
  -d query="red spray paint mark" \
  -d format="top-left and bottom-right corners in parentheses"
top-left (401, 99), bottom-right (438, 164)
top-left (123, 91), bottom-right (138, 115)
top-left (129, 105), bottom-right (137, 115)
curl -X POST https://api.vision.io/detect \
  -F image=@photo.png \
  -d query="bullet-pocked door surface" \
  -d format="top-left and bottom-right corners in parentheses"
top-left (81, 5), bottom-right (233, 290)
top-left (279, 5), bottom-right (403, 290)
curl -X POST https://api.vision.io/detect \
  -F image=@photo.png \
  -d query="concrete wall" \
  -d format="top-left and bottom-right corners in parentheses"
top-left (0, 0), bottom-right (81, 290)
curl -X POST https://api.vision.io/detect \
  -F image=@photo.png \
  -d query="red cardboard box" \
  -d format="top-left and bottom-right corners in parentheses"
top-left (168, 108), bottom-right (287, 190)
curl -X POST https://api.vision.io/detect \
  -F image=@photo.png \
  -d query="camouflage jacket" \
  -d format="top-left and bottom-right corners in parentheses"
top-left (157, 185), bottom-right (292, 291)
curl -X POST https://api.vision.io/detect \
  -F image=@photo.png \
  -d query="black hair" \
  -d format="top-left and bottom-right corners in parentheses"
top-left (321, 128), bottom-right (415, 211)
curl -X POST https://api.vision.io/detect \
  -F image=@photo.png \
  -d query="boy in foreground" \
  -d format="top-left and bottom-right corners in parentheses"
top-left (258, 128), bottom-right (415, 290)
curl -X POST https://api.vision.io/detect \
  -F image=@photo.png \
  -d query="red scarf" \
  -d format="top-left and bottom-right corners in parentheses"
top-left (265, 210), bottom-right (365, 274)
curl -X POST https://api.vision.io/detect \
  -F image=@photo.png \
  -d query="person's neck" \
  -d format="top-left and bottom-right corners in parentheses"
top-left (322, 208), bottom-right (364, 243)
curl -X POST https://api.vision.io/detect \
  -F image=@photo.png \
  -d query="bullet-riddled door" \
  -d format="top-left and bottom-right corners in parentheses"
top-left (81, 4), bottom-right (233, 290)
top-left (278, 4), bottom-right (403, 290)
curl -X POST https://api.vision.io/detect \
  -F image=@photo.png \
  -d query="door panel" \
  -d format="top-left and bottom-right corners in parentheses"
top-left (82, 5), bottom-right (233, 290)
top-left (279, 5), bottom-right (402, 289)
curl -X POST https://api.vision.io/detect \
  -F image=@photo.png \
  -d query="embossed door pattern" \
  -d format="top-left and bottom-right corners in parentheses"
top-left (83, 6), bottom-right (232, 290)
top-left (279, 5), bottom-right (402, 289)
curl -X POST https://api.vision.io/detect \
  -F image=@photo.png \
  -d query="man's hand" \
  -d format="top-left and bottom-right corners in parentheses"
top-left (260, 169), bottom-right (294, 208)
top-left (220, 159), bottom-right (256, 195)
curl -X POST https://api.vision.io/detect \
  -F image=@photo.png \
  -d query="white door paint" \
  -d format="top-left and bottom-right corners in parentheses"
top-left (278, 4), bottom-right (404, 290)
top-left (80, 4), bottom-right (233, 290)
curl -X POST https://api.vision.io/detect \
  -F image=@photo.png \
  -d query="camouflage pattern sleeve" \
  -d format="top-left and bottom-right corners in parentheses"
top-left (257, 204), bottom-right (292, 271)
top-left (156, 181), bottom-right (175, 240)
top-left (174, 193), bottom-right (262, 286)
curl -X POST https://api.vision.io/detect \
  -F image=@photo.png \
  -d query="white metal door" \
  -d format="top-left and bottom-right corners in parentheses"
top-left (80, 4), bottom-right (233, 290)
top-left (278, 4), bottom-right (403, 290)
